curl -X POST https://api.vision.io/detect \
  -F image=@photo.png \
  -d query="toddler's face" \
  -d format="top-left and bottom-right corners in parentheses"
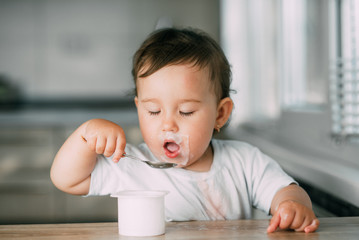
top-left (135, 64), bottom-right (218, 171)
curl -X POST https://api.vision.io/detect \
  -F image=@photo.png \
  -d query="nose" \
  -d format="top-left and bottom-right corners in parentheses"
top-left (162, 113), bottom-right (179, 132)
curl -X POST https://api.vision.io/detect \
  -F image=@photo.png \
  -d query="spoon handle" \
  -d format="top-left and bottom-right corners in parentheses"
top-left (122, 153), bottom-right (177, 169)
top-left (123, 153), bottom-right (147, 162)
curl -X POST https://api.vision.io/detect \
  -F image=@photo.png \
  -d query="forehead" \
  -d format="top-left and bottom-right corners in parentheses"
top-left (136, 64), bottom-right (215, 98)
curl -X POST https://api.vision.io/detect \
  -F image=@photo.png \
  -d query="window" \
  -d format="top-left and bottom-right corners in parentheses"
top-left (221, 0), bottom-right (359, 207)
top-left (221, 0), bottom-right (329, 126)
top-left (279, 0), bottom-right (329, 109)
top-left (330, 0), bottom-right (359, 141)
top-left (278, 0), bottom-right (307, 108)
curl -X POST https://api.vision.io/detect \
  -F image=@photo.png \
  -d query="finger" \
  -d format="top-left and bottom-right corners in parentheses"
top-left (290, 212), bottom-right (305, 230)
top-left (112, 137), bottom-right (126, 163)
top-left (293, 213), bottom-right (313, 232)
top-left (304, 218), bottom-right (320, 233)
top-left (112, 151), bottom-right (123, 163)
top-left (103, 136), bottom-right (116, 157)
top-left (95, 136), bottom-right (106, 154)
top-left (267, 213), bottom-right (281, 233)
top-left (279, 210), bottom-right (295, 230)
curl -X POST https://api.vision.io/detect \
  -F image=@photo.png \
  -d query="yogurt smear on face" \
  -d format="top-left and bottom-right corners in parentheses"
top-left (159, 132), bottom-right (190, 166)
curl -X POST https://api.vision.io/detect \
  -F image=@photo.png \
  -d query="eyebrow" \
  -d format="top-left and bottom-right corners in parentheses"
top-left (179, 99), bottom-right (202, 104)
top-left (140, 98), bottom-right (159, 103)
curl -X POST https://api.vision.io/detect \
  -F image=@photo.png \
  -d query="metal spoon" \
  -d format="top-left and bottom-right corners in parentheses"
top-left (123, 153), bottom-right (177, 169)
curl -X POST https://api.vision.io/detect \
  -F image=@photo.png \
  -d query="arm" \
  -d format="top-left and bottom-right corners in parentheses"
top-left (267, 184), bottom-right (320, 233)
top-left (50, 119), bottom-right (126, 195)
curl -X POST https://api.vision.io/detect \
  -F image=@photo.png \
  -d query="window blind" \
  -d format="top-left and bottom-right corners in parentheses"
top-left (330, 0), bottom-right (359, 141)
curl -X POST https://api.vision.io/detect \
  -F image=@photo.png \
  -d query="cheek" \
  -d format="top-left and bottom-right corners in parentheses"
top-left (189, 110), bottom-right (216, 136)
top-left (138, 114), bottom-right (152, 139)
top-left (138, 114), bottom-right (162, 150)
top-left (186, 118), bottom-right (215, 153)
top-left (190, 126), bottom-right (213, 147)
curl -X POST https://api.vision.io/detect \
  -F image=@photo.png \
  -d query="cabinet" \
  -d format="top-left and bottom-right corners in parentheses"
top-left (0, 110), bottom-right (142, 224)
top-left (0, 127), bottom-right (62, 223)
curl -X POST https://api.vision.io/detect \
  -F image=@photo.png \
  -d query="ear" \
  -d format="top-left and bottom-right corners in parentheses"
top-left (215, 97), bottom-right (233, 129)
top-left (134, 96), bottom-right (138, 108)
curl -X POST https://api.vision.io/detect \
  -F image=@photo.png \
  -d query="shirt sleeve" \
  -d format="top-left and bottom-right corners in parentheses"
top-left (86, 154), bottom-right (122, 196)
top-left (249, 147), bottom-right (296, 214)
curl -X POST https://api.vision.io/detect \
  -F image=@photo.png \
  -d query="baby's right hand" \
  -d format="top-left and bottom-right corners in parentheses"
top-left (81, 119), bottom-right (126, 163)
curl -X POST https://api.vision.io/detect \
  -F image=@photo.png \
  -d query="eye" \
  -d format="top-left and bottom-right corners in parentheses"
top-left (180, 111), bottom-right (194, 117)
top-left (149, 111), bottom-right (160, 116)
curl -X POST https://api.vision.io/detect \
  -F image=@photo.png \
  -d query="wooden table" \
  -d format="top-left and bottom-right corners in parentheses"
top-left (0, 217), bottom-right (358, 239)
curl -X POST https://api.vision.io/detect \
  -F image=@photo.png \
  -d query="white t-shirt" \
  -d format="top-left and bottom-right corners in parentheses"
top-left (87, 139), bottom-right (295, 221)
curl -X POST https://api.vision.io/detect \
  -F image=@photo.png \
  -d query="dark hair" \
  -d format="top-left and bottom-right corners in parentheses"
top-left (132, 28), bottom-right (232, 102)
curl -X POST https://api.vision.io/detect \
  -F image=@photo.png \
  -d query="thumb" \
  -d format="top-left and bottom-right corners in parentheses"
top-left (112, 136), bottom-right (126, 163)
top-left (267, 213), bottom-right (281, 233)
top-left (304, 218), bottom-right (320, 233)
top-left (112, 148), bottom-right (125, 163)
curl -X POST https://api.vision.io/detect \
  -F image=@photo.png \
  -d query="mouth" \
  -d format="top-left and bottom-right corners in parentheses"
top-left (163, 140), bottom-right (180, 158)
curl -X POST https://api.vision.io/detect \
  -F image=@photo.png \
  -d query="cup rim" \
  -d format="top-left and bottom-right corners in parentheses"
top-left (111, 190), bottom-right (169, 199)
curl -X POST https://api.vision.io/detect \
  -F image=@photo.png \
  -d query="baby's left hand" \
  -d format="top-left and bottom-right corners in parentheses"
top-left (267, 200), bottom-right (319, 233)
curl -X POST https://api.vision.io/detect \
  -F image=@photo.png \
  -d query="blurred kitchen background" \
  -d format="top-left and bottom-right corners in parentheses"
top-left (1, 0), bottom-right (358, 224)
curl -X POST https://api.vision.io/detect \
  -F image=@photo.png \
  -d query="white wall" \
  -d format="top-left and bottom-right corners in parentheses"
top-left (0, 0), bottom-right (219, 100)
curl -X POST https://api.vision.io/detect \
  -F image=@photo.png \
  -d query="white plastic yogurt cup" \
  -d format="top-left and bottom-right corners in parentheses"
top-left (111, 190), bottom-right (168, 236)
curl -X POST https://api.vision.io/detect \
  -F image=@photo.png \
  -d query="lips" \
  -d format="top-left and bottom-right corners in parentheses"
top-left (164, 141), bottom-right (180, 158)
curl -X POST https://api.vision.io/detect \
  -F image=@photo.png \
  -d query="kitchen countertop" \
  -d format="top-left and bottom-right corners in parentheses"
top-left (1, 217), bottom-right (358, 239)
top-left (0, 108), bottom-right (138, 128)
